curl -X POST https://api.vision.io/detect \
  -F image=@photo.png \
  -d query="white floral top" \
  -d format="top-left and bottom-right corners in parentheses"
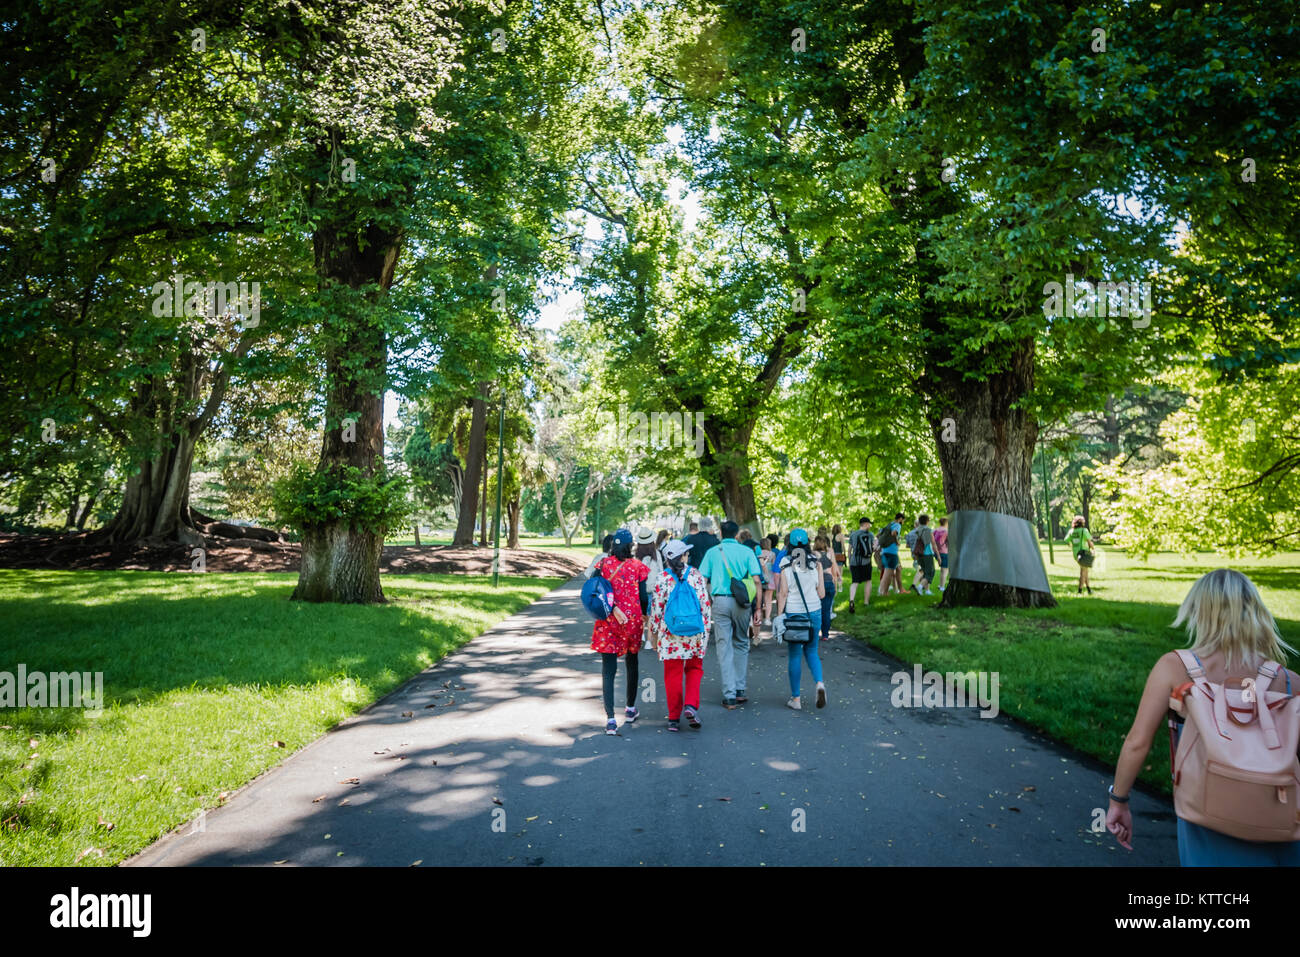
top-left (648, 566), bottom-right (712, 661)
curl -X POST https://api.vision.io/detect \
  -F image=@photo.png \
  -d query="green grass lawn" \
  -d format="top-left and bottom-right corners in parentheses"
top-left (0, 570), bottom-right (560, 866)
top-left (834, 548), bottom-right (1300, 796)
top-left (386, 532), bottom-right (603, 564)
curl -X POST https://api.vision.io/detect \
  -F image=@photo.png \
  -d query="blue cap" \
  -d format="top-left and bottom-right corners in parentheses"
top-left (789, 528), bottom-right (809, 547)
top-left (611, 528), bottom-right (633, 546)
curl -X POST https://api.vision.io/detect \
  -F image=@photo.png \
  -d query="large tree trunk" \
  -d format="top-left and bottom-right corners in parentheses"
top-left (453, 386), bottom-right (488, 547)
top-left (935, 339), bottom-right (1056, 609)
top-left (700, 421), bottom-right (761, 535)
top-left (291, 171), bottom-right (401, 603)
top-left (98, 338), bottom-right (243, 547)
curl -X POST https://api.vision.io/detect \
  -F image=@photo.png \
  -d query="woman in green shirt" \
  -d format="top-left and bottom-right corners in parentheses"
top-left (1066, 515), bottom-right (1094, 595)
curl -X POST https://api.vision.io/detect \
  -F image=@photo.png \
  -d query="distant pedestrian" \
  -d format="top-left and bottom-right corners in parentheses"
top-left (699, 520), bottom-right (763, 708)
top-left (648, 540), bottom-right (712, 731)
top-left (589, 529), bottom-right (650, 735)
top-left (847, 517), bottom-right (874, 612)
top-left (831, 523), bottom-right (846, 566)
top-left (635, 527), bottom-right (663, 650)
top-left (683, 518), bottom-right (721, 568)
top-left (776, 529), bottom-right (827, 710)
top-left (759, 535), bottom-right (777, 624)
top-left (933, 517), bottom-right (949, 591)
top-left (877, 513), bottom-right (905, 595)
top-left (813, 534), bottom-right (841, 640)
top-left (910, 514), bottom-right (936, 595)
top-left (1066, 516), bottom-right (1095, 595)
top-left (584, 534), bottom-right (615, 579)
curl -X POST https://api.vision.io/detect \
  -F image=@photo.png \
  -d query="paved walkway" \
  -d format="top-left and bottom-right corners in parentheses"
top-left (129, 577), bottom-right (1177, 866)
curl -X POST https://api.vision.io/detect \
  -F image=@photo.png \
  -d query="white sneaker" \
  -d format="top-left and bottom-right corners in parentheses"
top-left (924, 589), bottom-right (933, 595)
top-left (786, 696), bottom-right (802, 711)
top-left (830, 610), bottom-right (837, 620)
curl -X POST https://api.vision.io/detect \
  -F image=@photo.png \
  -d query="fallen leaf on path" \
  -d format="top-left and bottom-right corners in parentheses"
top-left (424, 703), bottom-right (437, 709)
top-left (1008, 807), bottom-right (1021, 813)
top-left (716, 797), bottom-right (731, 802)
top-left (455, 685), bottom-right (466, 690)
top-left (526, 815), bottom-right (538, 822)
top-left (410, 860), bottom-right (422, 867)
top-left (1023, 786), bottom-right (1036, 792)
top-left (338, 798), bottom-right (350, 806)
top-left (312, 794), bottom-right (326, 803)
top-left (340, 777), bottom-right (360, 785)
top-left (373, 748), bottom-right (390, 754)
top-left (492, 797), bottom-right (504, 806)
top-left (401, 711), bottom-right (414, 717)
top-left (271, 740), bottom-right (286, 748)
top-left (274, 860), bottom-right (288, 865)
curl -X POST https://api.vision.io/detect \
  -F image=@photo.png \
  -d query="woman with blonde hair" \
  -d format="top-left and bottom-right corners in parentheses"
top-left (1107, 569), bottom-right (1300, 864)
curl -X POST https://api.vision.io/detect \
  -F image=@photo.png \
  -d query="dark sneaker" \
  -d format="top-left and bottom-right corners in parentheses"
top-left (605, 719), bottom-right (618, 735)
top-left (667, 719), bottom-right (680, 732)
top-left (685, 706), bottom-right (701, 729)
top-left (624, 706), bottom-right (639, 723)
top-left (722, 697), bottom-right (737, 709)
top-left (816, 683), bottom-right (827, 709)
top-left (849, 600), bottom-right (856, 614)
top-left (735, 691), bottom-right (748, 704)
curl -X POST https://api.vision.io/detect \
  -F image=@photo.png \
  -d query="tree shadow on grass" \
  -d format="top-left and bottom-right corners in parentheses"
top-left (0, 577), bottom-right (567, 726)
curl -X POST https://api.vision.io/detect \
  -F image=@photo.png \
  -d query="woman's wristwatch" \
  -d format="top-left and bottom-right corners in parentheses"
top-left (1108, 784), bottom-right (1130, 803)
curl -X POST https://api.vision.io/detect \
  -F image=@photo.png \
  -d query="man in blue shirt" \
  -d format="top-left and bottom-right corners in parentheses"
top-left (699, 520), bottom-right (764, 708)
top-left (879, 511), bottom-right (905, 596)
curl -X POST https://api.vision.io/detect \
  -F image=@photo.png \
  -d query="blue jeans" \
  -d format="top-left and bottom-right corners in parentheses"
top-left (820, 580), bottom-right (835, 640)
top-left (787, 609), bottom-right (823, 697)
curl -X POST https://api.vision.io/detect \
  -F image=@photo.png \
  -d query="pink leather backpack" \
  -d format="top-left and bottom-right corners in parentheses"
top-left (1169, 650), bottom-right (1300, 842)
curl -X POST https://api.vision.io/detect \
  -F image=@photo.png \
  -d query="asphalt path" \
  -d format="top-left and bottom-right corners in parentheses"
top-left (128, 576), bottom-right (1177, 866)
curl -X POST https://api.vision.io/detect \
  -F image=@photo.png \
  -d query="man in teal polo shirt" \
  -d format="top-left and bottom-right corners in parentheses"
top-left (699, 520), bottom-right (764, 708)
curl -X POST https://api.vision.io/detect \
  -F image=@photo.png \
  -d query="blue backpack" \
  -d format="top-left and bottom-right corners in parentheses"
top-left (581, 560), bottom-right (625, 620)
top-left (664, 569), bottom-right (705, 636)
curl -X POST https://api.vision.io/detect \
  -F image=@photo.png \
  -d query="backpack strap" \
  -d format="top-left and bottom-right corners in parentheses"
top-left (1256, 660), bottom-right (1284, 749)
top-left (1175, 649), bottom-right (1204, 679)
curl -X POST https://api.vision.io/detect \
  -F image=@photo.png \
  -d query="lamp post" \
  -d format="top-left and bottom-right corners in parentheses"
top-left (491, 399), bottom-right (505, 587)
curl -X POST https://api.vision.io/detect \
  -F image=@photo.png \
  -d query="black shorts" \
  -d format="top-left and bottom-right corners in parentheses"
top-left (850, 564), bottom-right (871, 583)
top-left (918, 554), bottom-right (936, 580)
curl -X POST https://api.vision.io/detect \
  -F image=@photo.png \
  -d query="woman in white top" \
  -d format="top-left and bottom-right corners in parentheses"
top-left (776, 528), bottom-right (827, 710)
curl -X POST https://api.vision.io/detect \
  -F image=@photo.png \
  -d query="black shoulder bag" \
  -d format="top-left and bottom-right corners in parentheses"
top-left (783, 560), bottom-right (814, 644)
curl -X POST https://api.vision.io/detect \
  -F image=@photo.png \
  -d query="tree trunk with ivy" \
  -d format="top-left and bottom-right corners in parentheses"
top-left (291, 198), bottom-right (402, 604)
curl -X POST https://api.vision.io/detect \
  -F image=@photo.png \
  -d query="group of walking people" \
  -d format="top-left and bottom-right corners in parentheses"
top-left (841, 514), bottom-right (949, 610)
top-left (584, 518), bottom-right (835, 734)
top-left (582, 517), bottom-right (1300, 867)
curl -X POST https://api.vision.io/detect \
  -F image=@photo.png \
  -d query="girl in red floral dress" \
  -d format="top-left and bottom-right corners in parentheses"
top-left (591, 528), bottom-right (650, 735)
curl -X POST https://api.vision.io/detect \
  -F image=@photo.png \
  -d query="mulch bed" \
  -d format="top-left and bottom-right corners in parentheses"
top-left (0, 533), bottom-right (584, 578)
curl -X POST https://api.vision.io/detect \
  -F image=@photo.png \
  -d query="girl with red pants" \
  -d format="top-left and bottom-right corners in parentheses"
top-left (648, 540), bottom-right (712, 731)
